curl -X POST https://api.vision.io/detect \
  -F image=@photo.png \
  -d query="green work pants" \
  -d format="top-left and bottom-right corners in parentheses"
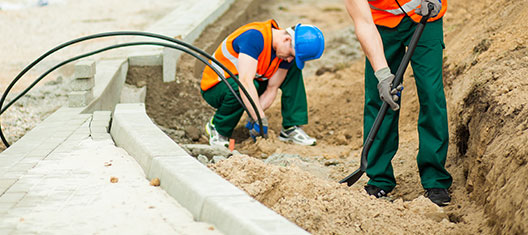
top-left (364, 17), bottom-right (452, 192)
top-left (201, 63), bottom-right (308, 137)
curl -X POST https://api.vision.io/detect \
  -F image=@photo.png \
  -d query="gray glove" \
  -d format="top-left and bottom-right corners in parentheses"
top-left (415, 0), bottom-right (442, 17)
top-left (375, 67), bottom-right (402, 111)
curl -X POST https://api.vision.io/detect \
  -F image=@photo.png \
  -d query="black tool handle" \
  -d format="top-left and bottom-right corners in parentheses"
top-left (340, 5), bottom-right (434, 186)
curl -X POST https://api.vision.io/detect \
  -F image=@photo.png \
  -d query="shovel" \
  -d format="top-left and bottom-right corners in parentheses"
top-left (340, 5), bottom-right (435, 186)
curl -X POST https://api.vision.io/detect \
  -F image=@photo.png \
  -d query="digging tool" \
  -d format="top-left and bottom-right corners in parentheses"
top-left (340, 5), bottom-right (435, 186)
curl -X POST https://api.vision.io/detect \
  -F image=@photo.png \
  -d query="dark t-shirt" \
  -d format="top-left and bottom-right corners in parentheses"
top-left (232, 29), bottom-right (293, 70)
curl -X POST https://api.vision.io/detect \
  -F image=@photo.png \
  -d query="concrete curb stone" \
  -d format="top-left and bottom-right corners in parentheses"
top-left (111, 103), bottom-right (309, 235)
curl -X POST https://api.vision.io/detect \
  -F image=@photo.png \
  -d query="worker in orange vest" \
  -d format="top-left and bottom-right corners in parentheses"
top-left (344, 0), bottom-right (452, 206)
top-left (201, 20), bottom-right (325, 147)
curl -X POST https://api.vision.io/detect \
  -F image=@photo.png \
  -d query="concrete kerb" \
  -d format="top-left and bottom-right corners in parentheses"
top-left (77, 0), bottom-right (238, 112)
top-left (111, 104), bottom-right (309, 235)
top-left (81, 59), bottom-right (128, 114)
top-left (126, 0), bottom-right (235, 82)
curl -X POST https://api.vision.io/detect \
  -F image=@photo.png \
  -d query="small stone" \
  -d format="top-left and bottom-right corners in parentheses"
top-left (212, 155), bottom-right (227, 163)
top-left (150, 178), bottom-right (160, 186)
top-left (197, 154), bottom-right (209, 165)
top-left (185, 126), bottom-right (201, 141)
top-left (110, 177), bottom-right (119, 183)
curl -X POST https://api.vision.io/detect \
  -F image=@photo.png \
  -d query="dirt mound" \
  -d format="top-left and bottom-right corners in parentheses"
top-left (442, 0), bottom-right (528, 234)
top-left (212, 155), bottom-right (460, 234)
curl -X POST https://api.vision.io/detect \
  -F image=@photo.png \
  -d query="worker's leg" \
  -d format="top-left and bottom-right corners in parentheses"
top-left (408, 18), bottom-right (453, 189)
top-left (280, 62), bottom-right (308, 127)
top-left (363, 25), bottom-right (407, 192)
top-left (201, 78), bottom-right (263, 137)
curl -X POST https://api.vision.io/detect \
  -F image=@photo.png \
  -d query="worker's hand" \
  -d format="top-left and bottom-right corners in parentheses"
top-left (415, 0), bottom-right (442, 17)
top-left (247, 117), bottom-right (268, 140)
top-left (245, 116), bottom-right (255, 130)
top-left (375, 67), bottom-right (402, 111)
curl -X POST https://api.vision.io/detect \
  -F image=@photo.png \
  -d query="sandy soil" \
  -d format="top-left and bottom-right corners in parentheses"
top-left (139, 0), bottom-right (528, 234)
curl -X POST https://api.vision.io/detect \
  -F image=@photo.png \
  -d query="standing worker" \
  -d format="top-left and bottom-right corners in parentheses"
top-left (344, 0), bottom-right (452, 206)
top-left (201, 19), bottom-right (325, 147)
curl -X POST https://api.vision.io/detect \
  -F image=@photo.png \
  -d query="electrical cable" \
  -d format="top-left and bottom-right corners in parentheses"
top-left (0, 41), bottom-right (243, 147)
top-left (0, 42), bottom-right (242, 116)
top-left (1, 32), bottom-right (264, 147)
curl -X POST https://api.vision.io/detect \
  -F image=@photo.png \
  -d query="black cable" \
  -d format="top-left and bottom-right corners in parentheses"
top-left (0, 42), bottom-right (242, 116)
top-left (0, 41), bottom-right (244, 147)
top-left (1, 32), bottom-right (264, 147)
top-left (1, 31), bottom-right (261, 125)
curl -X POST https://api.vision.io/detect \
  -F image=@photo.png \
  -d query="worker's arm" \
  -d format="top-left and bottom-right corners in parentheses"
top-left (345, 0), bottom-right (402, 111)
top-left (344, 0), bottom-right (388, 71)
top-left (238, 53), bottom-right (265, 120)
top-left (259, 68), bottom-right (287, 110)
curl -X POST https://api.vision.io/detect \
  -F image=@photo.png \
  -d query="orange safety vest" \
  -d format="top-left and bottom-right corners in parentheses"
top-left (201, 19), bottom-right (283, 91)
top-left (369, 0), bottom-right (447, 28)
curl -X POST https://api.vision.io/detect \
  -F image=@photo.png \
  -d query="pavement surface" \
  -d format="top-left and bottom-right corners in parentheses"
top-left (0, 109), bottom-right (222, 234)
top-left (0, 1), bottom-right (228, 234)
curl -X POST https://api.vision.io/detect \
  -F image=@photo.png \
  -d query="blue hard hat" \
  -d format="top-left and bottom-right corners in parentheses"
top-left (291, 23), bottom-right (325, 69)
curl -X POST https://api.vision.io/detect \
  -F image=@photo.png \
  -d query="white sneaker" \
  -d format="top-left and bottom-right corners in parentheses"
top-left (278, 126), bottom-right (316, 146)
top-left (205, 117), bottom-right (229, 148)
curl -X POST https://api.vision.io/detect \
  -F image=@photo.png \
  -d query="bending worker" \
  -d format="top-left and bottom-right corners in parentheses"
top-left (344, 0), bottom-right (452, 206)
top-left (200, 19), bottom-right (325, 147)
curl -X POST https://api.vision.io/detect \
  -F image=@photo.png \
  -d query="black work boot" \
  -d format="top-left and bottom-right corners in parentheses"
top-left (364, 185), bottom-right (388, 198)
top-left (425, 188), bottom-right (451, 206)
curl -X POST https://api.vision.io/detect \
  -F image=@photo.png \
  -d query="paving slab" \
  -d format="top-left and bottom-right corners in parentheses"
top-left (0, 111), bottom-right (222, 235)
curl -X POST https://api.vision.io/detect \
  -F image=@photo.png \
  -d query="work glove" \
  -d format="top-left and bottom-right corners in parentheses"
top-left (245, 116), bottom-right (255, 130)
top-left (245, 117), bottom-right (268, 140)
top-left (415, 0), bottom-right (442, 17)
top-left (375, 67), bottom-right (403, 111)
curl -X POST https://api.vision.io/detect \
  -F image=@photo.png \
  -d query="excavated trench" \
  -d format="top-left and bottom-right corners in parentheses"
top-left (125, 0), bottom-right (528, 234)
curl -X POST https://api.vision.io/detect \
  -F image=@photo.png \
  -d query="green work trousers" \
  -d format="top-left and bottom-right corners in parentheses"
top-left (364, 17), bottom-right (452, 192)
top-left (201, 63), bottom-right (308, 137)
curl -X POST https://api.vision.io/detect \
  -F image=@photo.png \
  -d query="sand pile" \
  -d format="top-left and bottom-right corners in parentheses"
top-left (212, 155), bottom-right (462, 234)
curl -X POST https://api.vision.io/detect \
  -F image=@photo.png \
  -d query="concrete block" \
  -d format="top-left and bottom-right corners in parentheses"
top-left (182, 144), bottom-right (233, 158)
top-left (68, 91), bottom-right (93, 107)
top-left (202, 195), bottom-right (310, 235)
top-left (90, 125), bottom-right (108, 134)
top-left (82, 59), bottom-right (128, 113)
top-left (120, 84), bottom-right (146, 103)
top-left (113, 103), bottom-right (145, 113)
top-left (149, 156), bottom-right (246, 218)
top-left (0, 192), bottom-right (26, 203)
top-left (128, 51), bottom-right (163, 66)
top-left (91, 133), bottom-right (112, 141)
top-left (90, 120), bottom-right (110, 129)
top-left (0, 179), bottom-right (17, 195)
top-left (163, 47), bottom-right (178, 82)
top-left (0, 155), bottom-right (25, 169)
top-left (0, 202), bottom-right (15, 211)
top-left (70, 77), bottom-right (95, 91)
top-left (111, 103), bottom-right (189, 173)
top-left (92, 111), bottom-right (112, 122)
top-left (74, 60), bottom-right (96, 79)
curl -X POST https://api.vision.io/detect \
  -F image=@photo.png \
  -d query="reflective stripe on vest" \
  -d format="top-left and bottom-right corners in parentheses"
top-left (369, 0), bottom-right (420, 15)
top-left (201, 19), bottom-right (282, 91)
top-left (369, 0), bottom-right (447, 28)
top-left (208, 37), bottom-right (239, 80)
